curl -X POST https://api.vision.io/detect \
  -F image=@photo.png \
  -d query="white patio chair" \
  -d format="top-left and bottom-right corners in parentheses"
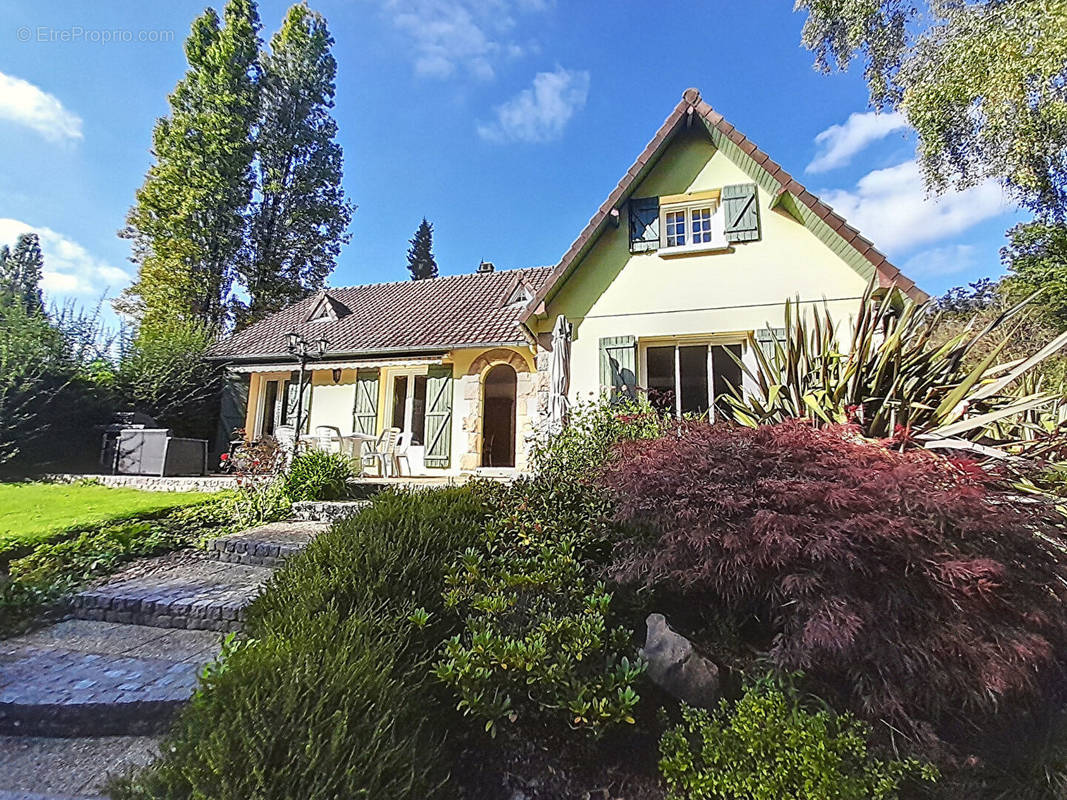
top-left (393, 431), bottom-right (413, 477)
top-left (361, 427), bottom-right (400, 477)
top-left (274, 425), bottom-right (297, 452)
top-left (313, 425), bottom-right (344, 454)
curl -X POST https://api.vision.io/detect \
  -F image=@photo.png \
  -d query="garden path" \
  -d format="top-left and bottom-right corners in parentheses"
top-left (0, 516), bottom-right (345, 799)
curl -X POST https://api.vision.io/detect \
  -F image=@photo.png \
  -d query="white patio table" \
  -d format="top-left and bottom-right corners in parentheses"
top-left (340, 432), bottom-right (377, 463)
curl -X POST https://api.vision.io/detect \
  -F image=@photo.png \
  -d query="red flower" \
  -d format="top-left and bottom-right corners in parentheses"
top-left (220, 453), bottom-right (229, 461)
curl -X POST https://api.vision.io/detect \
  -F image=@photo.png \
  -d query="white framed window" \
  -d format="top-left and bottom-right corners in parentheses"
top-left (658, 198), bottom-right (728, 254)
top-left (639, 336), bottom-right (750, 419)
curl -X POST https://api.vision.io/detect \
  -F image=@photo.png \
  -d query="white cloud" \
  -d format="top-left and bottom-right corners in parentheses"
top-left (477, 67), bottom-right (589, 144)
top-left (0, 218), bottom-right (130, 298)
top-left (382, 0), bottom-right (545, 80)
top-left (820, 160), bottom-right (1012, 253)
top-left (806, 110), bottom-right (908, 173)
top-left (901, 244), bottom-right (978, 279)
top-left (0, 71), bottom-right (83, 143)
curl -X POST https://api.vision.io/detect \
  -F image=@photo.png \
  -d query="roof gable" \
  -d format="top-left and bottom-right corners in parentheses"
top-left (523, 88), bottom-right (926, 321)
top-left (305, 291), bottom-right (352, 323)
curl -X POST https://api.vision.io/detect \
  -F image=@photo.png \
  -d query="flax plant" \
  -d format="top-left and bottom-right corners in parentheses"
top-left (726, 281), bottom-right (1067, 451)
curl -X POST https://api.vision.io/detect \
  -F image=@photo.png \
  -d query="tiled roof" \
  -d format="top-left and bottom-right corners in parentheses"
top-left (208, 266), bottom-right (553, 361)
top-left (523, 88), bottom-right (926, 320)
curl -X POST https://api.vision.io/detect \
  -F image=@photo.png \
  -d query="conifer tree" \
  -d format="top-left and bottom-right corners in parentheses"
top-left (240, 3), bottom-right (352, 327)
top-left (0, 245), bottom-right (12, 303)
top-left (406, 218), bottom-right (438, 281)
top-left (10, 233), bottom-right (44, 314)
top-left (118, 0), bottom-right (260, 332)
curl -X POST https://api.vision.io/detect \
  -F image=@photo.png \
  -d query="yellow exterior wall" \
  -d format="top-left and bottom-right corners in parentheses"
top-left (239, 347), bottom-right (537, 475)
top-left (307, 369), bottom-right (358, 435)
top-left (538, 127), bottom-right (869, 404)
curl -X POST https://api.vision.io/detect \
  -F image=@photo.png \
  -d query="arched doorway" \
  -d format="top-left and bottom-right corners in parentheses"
top-left (481, 364), bottom-right (517, 467)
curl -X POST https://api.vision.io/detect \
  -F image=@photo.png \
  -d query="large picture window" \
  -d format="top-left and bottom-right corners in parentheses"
top-left (643, 341), bottom-right (743, 418)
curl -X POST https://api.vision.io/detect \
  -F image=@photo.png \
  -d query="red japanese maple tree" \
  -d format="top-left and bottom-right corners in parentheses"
top-left (600, 420), bottom-right (1067, 748)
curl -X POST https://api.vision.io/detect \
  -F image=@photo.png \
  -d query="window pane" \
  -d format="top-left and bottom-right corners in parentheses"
top-left (646, 346), bottom-right (675, 413)
top-left (412, 375), bottom-right (428, 446)
top-left (711, 344), bottom-right (743, 419)
top-left (691, 207), bottom-right (713, 243)
top-left (391, 375), bottom-right (408, 430)
top-left (665, 210), bottom-right (686, 247)
top-left (679, 345), bottom-right (710, 417)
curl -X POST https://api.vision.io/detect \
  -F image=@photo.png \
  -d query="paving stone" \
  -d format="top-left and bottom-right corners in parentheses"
top-left (290, 500), bottom-right (371, 523)
top-left (0, 734), bottom-right (157, 797)
top-left (0, 648), bottom-right (203, 735)
top-left (71, 558), bottom-right (272, 632)
top-left (207, 520), bottom-right (326, 567)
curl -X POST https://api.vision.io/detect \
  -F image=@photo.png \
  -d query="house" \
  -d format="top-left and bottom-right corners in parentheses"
top-left (208, 88), bottom-right (924, 476)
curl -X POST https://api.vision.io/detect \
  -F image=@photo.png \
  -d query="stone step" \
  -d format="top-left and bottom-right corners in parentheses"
top-left (291, 499), bottom-right (370, 523)
top-left (71, 558), bottom-right (272, 632)
top-left (0, 621), bottom-right (220, 737)
top-left (0, 732), bottom-right (158, 797)
top-left (207, 520), bottom-right (326, 567)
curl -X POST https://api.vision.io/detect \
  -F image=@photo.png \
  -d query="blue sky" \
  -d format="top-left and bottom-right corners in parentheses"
top-left (0, 0), bottom-right (1023, 325)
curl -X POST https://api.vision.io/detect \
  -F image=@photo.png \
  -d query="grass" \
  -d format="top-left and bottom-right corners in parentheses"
top-left (0, 482), bottom-right (210, 553)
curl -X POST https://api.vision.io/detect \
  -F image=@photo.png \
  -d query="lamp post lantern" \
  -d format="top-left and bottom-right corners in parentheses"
top-left (285, 332), bottom-right (331, 435)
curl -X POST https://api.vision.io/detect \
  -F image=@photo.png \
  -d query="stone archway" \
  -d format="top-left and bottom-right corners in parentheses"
top-left (458, 348), bottom-right (534, 472)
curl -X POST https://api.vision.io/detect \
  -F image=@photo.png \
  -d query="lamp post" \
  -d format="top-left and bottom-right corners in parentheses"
top-left (285, 332), bottom-right (329, 435)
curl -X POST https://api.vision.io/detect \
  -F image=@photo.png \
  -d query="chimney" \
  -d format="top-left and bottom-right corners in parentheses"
top-left (477, 260), bottom-right (495, 273)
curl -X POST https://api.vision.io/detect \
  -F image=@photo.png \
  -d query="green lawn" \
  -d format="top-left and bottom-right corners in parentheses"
top-left (0, 482), bottom-right (211, 552)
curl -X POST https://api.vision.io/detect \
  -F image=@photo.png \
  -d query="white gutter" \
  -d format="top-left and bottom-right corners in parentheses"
top-left (227, 355), bottom-right (445, 374)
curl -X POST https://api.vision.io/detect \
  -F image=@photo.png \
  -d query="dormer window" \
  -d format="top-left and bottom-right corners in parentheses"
top-left (304, 292), bottom-right (351, 324)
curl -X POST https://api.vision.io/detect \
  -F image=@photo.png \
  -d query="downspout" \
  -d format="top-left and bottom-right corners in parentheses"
top-left (518, 320), bottom-right (538, 355)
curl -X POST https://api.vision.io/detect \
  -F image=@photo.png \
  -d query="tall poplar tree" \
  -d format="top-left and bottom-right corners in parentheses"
top-left (118, 0), bottom-right (260, 332)
top-left (406, 218), bottom-right (438, 280)
top-left (240, 4), bottom-right (352, 327)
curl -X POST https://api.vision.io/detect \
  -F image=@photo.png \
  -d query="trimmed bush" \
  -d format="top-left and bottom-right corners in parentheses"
top-left (601, 420), bottom-right (1067, 748)
top-left (112, 487), bottom-right (488, 800)
top-left (659, 676), bottom-right (936, 800)
top-left (282, 449), bottom-right (354, 502)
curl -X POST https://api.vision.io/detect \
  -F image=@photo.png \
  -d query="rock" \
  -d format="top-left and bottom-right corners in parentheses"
top-left (641, 613), bottom-right (720, 707)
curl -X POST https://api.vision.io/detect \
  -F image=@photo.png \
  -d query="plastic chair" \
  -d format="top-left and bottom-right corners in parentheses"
top-left (393, 431), bottom-right (413, 476)
top-left (362, 427), bottom-right (400, 477)
top-left (274, 425), bottom-right (297, 452)
top-left (313, 425), bottom-right (344, 454)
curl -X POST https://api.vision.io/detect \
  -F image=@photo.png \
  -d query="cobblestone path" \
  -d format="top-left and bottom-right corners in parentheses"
top-left (0, 519), bottom-right (330, 798)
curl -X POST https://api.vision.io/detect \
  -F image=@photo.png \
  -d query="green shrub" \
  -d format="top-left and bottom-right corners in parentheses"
top-left (223, 478), bottom-right (291, 529)
top-left (434, 401), bottom-right (659, 738)
top-left (659, 676), bottom-right (937, 800)
top-left (115, 319), bottom-right (222, 440)
top-left (112, 487), bottom-right (488, 800)
top-left (282, 449), bottom-right (355, 502)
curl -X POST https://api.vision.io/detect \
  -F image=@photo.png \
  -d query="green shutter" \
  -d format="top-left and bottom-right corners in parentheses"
top-left (352, 368), bottom-right (380, 436)
top-left (285, 372), bottom-right (312, 433)
top-left (755, 327), bottom-right (787, 361)
top-left (599, 336), bottom-right (637, 402)
top-left (628, 197), bottom-right (660, 253)
top-left (423, 365), bottom-right (453, 468)
top-left (723, 183), bottom-right (761, 243)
